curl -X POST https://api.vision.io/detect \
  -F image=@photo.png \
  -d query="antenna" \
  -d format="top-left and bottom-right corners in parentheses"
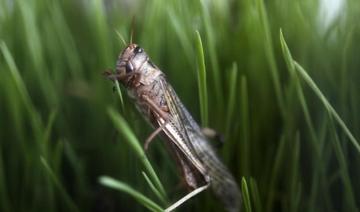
top-left (115, 30), bottom-right (127, 47)
top-left (130, 16), bottom-right (135, 44)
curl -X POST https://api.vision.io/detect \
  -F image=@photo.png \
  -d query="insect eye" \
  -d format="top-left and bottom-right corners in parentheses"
top-left (134, 46), bottom-right (143, 54)
top-left (125, 63), bottom-right (133, 73)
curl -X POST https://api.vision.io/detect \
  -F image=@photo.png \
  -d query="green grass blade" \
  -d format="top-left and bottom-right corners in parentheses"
top-left (280, 31), bottom-right (318, 150)
top-left (282, 26), bottom-right (360, 210)
top-left (90, 0), bottom-right (112, 65)
top-left (0, 41), bottom-right (43, 137)
top-left (63, 140), bottom-right (87, 196)
top-left (294, 62), bottom-right (360, 153)
top-left (99, 176), bottom-right (164, 212)
top-left (266, 134), bottom-right (286, 212)
top-left (293, 182), bottom-right (302, 212)
top-left (200, 1), bottom-right (224, 111)
top-left (0, 146), bottom-right (10, 212)
top-left (279, 29), bottom-right (295, 73)
top-left (328, 117), bottom-right (358, 211)
top-left (195, 30), bottom-right (208, 127)
top-left (225, 63), bottom-right (238, 138)
top-left (240, 75), bottom-right (250, 175)
top-left (42, 109), bottom-right (58, 158)
top-left (279, 30), bottom-right (358, 210)
top-left (40, 157), bottom-right (79, 212)
top-left (242, 177), bottom-right (252, 212)
top-left (167, 9), bottom-right (193, 64)
top-left (17, 0), bottom-right (56, 106)
top-left (309, 117), bottom-right (331, 211)
top-left (289, 133), bottom-right (301, 212)
top-left (256, 0), bottom-right (285, 117)
top-left (113, 31), bottom-right (127, 113)
top-left (107, 108), bottom-right (167, 199)
top-left (249, 178), bottom-right (263, 212)
top-left (114, 80), bottom-right (125, 112)
top-left (280, 30), bottom-right (327, 211)
top-left (142, 171), bottom-right (167, 205)
top-left (48, 1), bottom-right (83, 77)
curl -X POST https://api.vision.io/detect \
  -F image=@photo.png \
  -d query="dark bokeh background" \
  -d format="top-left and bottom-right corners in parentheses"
top-left (0, 0), bottom-right (359, 211)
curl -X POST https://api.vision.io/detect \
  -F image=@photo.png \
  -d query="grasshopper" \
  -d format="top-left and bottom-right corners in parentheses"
top-left (106, 43), bottom-right (241, 212)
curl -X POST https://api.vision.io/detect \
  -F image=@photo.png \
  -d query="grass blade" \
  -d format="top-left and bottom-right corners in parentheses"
top-left (280, 28), bottom-right (360, 154)
top-left (249, 178), bottom-right (263, 212)
top-left (266, 134), bottom-right (286, 212)
top-left (107, 108), bottom-right (167, 199)
top-left (200, 1), bottom-right (224, 111)
top-left (99, 176), bottom-right (163, 212)
top-left (328, 117), bottom-right (358, 211)
top-left (242, 177), bottom-right (252, 212)
top-left (114, 80), bottom-right (125, 112)
top-left (240, 76), bottom-right (250, 175)
top-left (225, 63), bottom-right (238, 138)
top-left (294, 62), bottom-right (360, 153)
top-left (40, 157), bottom-right (78, 212)
top-left (0, 41), bottom-right (43, 138)
top-left (289, 133), bottom-right (301, 212)
top-left (167, 9), bottom-right (193, 64)
top-left (142, 171), bottom-right (167, 205)
top-left (195, 30), bottom-right (208, 127)
top-left (0, 146), bottom-right (10, 212)
top-left (280, 30), bottom-right (328, 211)
top-left (256, 0), bottom-right (285, 116)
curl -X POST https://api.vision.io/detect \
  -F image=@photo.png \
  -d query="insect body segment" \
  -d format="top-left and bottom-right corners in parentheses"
top-left (111, 43), bottom-right (241, 212)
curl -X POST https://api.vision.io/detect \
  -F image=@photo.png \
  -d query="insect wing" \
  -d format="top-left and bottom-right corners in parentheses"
top-left (159, 79), bottom-right (209, 179)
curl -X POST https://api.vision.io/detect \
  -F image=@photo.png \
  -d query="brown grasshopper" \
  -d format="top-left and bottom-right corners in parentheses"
top-left (106, 43), bottom-right (241, 212)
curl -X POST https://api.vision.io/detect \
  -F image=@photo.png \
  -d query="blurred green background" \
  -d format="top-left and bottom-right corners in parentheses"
top-left (1, 0), bottom-right (359, 211)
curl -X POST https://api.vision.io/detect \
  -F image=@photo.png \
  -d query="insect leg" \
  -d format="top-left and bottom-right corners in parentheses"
top-left (141, 94), bottom-right (169, 120)
top-left (144, 119), bottom-right (169, 150)
top-left (141, 94), bottom-right (170, 150)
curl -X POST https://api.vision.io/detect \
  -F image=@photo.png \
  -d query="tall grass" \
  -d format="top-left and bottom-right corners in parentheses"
top-left (0, 0), bottom-right (359, 211)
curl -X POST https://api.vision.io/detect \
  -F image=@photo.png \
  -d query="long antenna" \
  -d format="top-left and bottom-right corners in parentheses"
top-left (115, 30), bottom-right (127, 47)
top-left (130, 16), bottom-right (135, 44)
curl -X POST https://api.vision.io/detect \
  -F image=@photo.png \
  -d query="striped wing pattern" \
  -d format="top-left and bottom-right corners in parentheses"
top-left (159, 78), bottom-right (241, 212)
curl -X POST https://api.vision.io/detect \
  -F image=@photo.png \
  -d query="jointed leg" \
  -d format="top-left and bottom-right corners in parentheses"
top-left (141, 94), bottom-right (170, 150)
top-left (141, 94), bottom-right (169, 120)
top-left (144, 120), bottom-right (169, 150)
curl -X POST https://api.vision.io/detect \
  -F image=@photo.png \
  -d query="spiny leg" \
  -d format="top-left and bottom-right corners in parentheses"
top-left (141, 94), bottom-right (170, 150)
top-left (144, 120), bottom-right (169, 151)
top-left (141, 94), bottom-right (169, 120)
